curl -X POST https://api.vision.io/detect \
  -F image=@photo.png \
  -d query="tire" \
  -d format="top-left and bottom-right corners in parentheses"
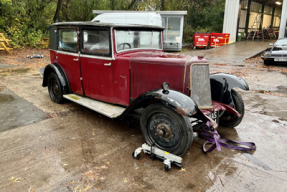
top-left (140, 103), bottom-right (193, 156)
top-left (48, 72), bottom-right (64, 104)
top-left (165, 165), bottom-right (171, 172)
top-left (219, 89), bottom-right (245, 128)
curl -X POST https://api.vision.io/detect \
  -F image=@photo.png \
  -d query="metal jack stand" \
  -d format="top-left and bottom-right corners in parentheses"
top-left (132, 143), bottom-right (183, 172)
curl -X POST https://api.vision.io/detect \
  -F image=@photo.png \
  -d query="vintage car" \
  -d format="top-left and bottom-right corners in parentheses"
top-left (42, 22), bottom-right (249, 156)
top-left (262, 38), bottom-right (287, 65)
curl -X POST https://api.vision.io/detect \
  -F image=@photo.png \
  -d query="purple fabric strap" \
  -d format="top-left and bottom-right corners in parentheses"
top-left (201, 122), bottom-right (256, 153)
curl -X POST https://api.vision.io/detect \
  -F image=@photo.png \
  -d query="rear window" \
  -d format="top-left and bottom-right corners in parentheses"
top-left (59, 29), bottom-right (78, 52)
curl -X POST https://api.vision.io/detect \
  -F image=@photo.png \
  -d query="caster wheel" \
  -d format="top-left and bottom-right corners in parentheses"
top-left (132, 152), bottom-right (140, 160)
top-left (165, 165), bottom-right (171, 172)
top-left (150, 154), bottom-right (156, 160)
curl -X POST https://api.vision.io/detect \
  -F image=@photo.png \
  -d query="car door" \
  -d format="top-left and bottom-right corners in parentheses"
top-left (57, 27), bottom-right (83, 95)
top-left (80, 28), bottom-right (114, 103)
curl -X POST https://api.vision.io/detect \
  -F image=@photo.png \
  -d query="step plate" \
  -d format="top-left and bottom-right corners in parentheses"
top-left (63, 94), bottom-right (125, 118)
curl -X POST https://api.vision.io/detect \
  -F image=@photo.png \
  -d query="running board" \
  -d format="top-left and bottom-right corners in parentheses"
top-left (63, 94), bottom-right (125, 118)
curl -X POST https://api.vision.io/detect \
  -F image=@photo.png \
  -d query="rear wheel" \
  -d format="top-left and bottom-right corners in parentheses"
top-left (219, 89), bottom-right (244, 128)
top-left (48, 73), bottom-right (64, 104)
top-left (140, 103), bottom-right (193, 156)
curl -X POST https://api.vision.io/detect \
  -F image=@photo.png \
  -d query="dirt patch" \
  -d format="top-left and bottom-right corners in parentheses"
top-left (0, 48), bottom-right (50, 70)
top-left (47, 111), bottom-right (72, 118)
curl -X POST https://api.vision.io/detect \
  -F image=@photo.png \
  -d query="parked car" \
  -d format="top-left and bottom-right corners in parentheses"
top-left (262, 38), bottom-right (287, 65)
top-left (41, 22), bottom-right (249, 156)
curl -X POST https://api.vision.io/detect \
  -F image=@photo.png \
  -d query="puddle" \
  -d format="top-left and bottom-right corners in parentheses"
top-left (0, 94), bottom-right (14, 102)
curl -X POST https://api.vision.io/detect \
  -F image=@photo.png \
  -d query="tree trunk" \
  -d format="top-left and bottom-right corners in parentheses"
top-left (53, 0), bottom-right (63, 23)
top-left (66, 0), bottom-right (70, 21)
top-left (161, 0), bottom-right (165, 11)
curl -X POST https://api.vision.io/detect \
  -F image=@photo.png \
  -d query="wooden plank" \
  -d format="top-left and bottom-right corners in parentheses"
top-left (0, 42), bottom-right (12, 54)
top-left (0, 33), bottom-right (11, 47)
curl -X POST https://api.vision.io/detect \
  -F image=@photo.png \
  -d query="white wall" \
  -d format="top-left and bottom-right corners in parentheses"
top-left (273, 16), bottom-right (281, 27)
top-left (223, 0), bottom-right (240, 42)
top-left (262, 14), bottom-right (272, 28)
top-left (279, 0), bottom-right (287, 38)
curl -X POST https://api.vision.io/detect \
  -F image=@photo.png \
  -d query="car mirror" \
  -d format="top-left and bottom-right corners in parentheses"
top-left (269, 43), bottom-right (274, 46)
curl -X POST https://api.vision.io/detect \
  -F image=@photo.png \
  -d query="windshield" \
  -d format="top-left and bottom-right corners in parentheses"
top-left (274, 39), bottom-right (287, 46)
top-left (115, 30), bottom-right (162, 52)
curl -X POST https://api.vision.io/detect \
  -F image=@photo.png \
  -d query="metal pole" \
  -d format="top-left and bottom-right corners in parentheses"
top-left (259, 4), bottom-right (265, 30)
top-left (244, 0), bottom-right (252, 36)
top-left (270, 7), bottom-right (275, 28)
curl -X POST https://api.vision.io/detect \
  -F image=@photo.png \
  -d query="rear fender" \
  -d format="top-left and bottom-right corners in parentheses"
top-left (210, 73), bottom-right (249, 106)
top-left (42, 64), bottom-right (71, 94)
top-left (119, 89), bottom-right (204, 120)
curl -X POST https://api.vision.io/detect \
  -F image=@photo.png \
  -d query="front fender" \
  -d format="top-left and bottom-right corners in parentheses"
top-left (210, 73), bottom-right (249, 106)
top-left (119, 89), bottom-right (202, 119)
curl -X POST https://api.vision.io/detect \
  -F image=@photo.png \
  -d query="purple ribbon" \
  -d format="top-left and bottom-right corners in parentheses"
top-left (201, 122), bottom-right (256, 153)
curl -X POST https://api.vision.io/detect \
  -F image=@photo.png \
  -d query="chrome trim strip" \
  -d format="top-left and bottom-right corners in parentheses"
top-left (57, 50), bottom-right (78, 56)
top-left (80, 54), bottom-right (113, 60)
top-left (183, 58), bottom-right (193, 92)
top-left (111, 27), bottom-right (115, 60)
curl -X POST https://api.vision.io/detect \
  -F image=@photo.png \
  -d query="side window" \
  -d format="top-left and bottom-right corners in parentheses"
top-left (58, 29), bottom-right (78, 52)
top-left (82, 30), bottom-right (110, 56)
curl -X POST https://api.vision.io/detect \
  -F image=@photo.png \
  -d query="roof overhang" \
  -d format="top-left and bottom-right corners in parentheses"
top-left (92, 10), bottom-right (187, 15)
top-left (252, 0), bottom-right (283, 8)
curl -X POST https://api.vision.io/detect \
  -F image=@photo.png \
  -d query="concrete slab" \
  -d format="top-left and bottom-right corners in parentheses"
top-left (0, 90), bottom-right (287, 191)
top-left (182, 40), bottom-right (276, 65)
top-left (0, 87), bottom-right (47, 132)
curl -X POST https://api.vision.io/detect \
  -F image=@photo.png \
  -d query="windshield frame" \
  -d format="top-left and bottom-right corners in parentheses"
top-left (114, 28), bottom-right (163, 53)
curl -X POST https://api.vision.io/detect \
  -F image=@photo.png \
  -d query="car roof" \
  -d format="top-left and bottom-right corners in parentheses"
top-left (49, 21), bottom-right (164, 30)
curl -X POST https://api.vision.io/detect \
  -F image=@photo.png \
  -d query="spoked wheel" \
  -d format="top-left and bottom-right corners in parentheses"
top-left (219, 89), bottom-right (245, 128)
top-left (140, 103), bottom-right (193, 156)
top-left (48, 72), bottom-right (64, 104)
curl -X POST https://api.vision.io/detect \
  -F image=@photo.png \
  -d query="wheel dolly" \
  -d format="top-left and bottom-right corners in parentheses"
top-left (132, 143), bottom-right (183, 172)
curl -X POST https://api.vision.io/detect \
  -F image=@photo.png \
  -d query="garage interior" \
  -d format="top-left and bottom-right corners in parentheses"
top-left (224, 0), bottom-right (287, 42)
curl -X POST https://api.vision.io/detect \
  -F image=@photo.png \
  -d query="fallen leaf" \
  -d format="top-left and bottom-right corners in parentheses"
top-left (124, 178), bottom-right (128, 183)
top-left (180, 168), bottom-right (186, 172)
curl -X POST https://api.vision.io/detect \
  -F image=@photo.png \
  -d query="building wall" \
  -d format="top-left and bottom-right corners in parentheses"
top-left (223, 0), bottom-right (240, 42)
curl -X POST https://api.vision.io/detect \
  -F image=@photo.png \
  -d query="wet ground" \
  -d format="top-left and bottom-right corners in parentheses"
top-left (0, 46), bottom-right (287, 191)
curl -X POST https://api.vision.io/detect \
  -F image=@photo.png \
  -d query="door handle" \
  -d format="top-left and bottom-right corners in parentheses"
top-left (73, 58), bottom-right (79, 61)
top-left (104, 63), bottom-right (111, 66)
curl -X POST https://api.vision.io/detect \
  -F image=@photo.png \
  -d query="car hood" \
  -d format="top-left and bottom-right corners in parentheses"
top-left (130, 52), bottom-right (207, 66)
top-left (129, 51), bottom-right (209, 99)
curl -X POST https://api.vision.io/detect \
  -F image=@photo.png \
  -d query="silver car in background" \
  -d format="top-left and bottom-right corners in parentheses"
top-left (262, 38), bottom-right (287, 65)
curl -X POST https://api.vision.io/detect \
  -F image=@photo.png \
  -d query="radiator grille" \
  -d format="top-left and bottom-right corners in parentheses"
top-left (190, 64), bottom-right (212, 109)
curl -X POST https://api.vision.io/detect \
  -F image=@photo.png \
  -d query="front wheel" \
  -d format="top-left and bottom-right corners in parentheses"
top-left (140, 103), bottom-right (193, 156)
top-left (219, 89), bottom-right (245, 128)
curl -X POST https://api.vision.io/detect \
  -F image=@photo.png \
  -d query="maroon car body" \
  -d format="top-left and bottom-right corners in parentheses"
top-left (42, 22), bottom-right (249, 156)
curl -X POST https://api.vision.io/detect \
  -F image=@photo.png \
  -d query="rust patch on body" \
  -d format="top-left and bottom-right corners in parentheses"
top-left (175, 105), bottom-right (190, 116)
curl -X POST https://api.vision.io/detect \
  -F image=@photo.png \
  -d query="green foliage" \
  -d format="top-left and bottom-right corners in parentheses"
top-left (0, 0), bottom-right (226, 47)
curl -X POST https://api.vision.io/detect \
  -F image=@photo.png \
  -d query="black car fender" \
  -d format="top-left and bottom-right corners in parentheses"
top-left (118, 89), bottom-right (204, 120)
top-left (42, 64), bottom-right (71, 94)
top-left (210, 73), bottom-right (249, 106)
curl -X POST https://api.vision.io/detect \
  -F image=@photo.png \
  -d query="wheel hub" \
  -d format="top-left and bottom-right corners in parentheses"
top-left (156, 123), bottom-right (172, 139)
